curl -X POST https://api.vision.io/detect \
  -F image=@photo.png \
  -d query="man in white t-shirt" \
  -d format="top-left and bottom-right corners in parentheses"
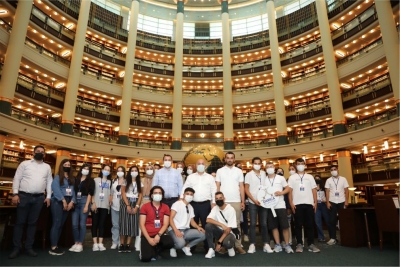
top-left (216, 152), bottom-right (246, 254)
top-left (204, 192), bottom-right (238, 258)
top-left (169, 187), bottom-right (206, 257)
top-left (264, 162), bottom-right (293, 254)
top-left (288, 158), bottom-right (320, 253)
top-left (244, 157), bottom-right (273, 254)
top-left (325, 165), bottom-right (349, 246)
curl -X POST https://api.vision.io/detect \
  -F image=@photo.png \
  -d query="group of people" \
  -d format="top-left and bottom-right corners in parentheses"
top-left (9, 145), bottom-right (350, 261)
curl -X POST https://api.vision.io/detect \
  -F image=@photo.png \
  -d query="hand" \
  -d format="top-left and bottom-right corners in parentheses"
top-left (147, 237), bottom-right (157, 246)
top-left (274, 191), bottom-right (282, 196)
top-left (44, 198), bottom-right (50, 207)
top-left (62, 200), bottom-right (68, 210)
top-left (240, 202), bottom-right (245, 211)
top-left (344, 202), bottom-right (349, 208)
top-left (313, 203), bottom-right (317, 213)
top-left (221, 224), bottom-right (228, 232)
top-left (127, 206), bottom-right (132, 214)
top-left (223, 227), bottom-right (231, 235)
top-left (174, 229), bottom-right (183, 238)
top-left (154, 234), bottom-right (160, 244)
top-left (215, 243), bottom-right (221, 252)
top-left (91, 203), bottom-right (97, 212)
top-left (290, 203), bottom-right (296, 214)
top-left (12, 195), bottom-right (20, 205)
top-left (132, 207), bottom-right (138, 214)
top-left (67, 202), bottom-right (74, 211)
top-left (198, 227), bottom-right (205, 233)
top-left (254, 200), bottom-right (261, 206)
top-left (326, 202), bottom-right (331, 210)
top-left (83, 206), bottom-right (88, 213)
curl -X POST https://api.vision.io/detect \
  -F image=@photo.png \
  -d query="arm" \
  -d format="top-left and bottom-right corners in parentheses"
top-left (140, 214), bottom-right (156, 246)
top-left (239, 182), bottom-right (245, 211)
top-left (51, 176), bottom-right (65, 202)
top-left (275, 186), bottom-right (290, 196)
top-left (121, 186), bottom-right (132, 214)
top-left (245, 183), bottom-right (260, 205)
top-left (46, 166), bottom-right (53, 200)
top-left (312, 188), bottom-right (317, 213)
top-left (190, 218), bottom-right (205, 233)
top-left (344, 188), bottom-right (349, 207)
top-left (206, 218), bottom-right (229, 231)
top-left (177, 172), bottom-right (183, 197)
top-left (288, 187), bottom-right (296, 214)
top-left (325, 188), bottom-right (331, 209)
top-left (153, 214), bottom-right (170, 244)
top-left (133, 192), bottom-right (143, 214)
top-left (216, 181), bottom-right (221, 192)
top-left (169, 210), bottom-right (183, 238)
top-left (210, 177), bottom-right (217, 205)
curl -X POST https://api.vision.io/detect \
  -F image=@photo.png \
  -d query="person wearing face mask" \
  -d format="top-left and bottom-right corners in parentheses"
top-left (49, 159), bottom-right (76, 255)
top-left (205, 191), bottom-right (238, 258)
top-left (176, 161), bottom-right (186, 184)
top-left (110, 166), bottom-right (126, 250)
top-left (9, 145), bottom-right (52, 259)
top-left (152, 154), bottom-right (183, 208)
top-left (313, 175), bottom-right (331, 243)
top-left (119, 166), bottom-right (143, 252)
top-left (325, 165), bottom-right (349, 246)
top-left (139, 186), bottom-right (174, 262)
top-left (186, 164), bottom-right (195, 176)
top-left (244, 157), bottom-right (271, 254)
top-left (70, 164), bottom-right (95, 252)
top-left (181, 159), bottom-right (216, 252)
top-left (285, 165), bottom-right (297, 245)
top-left (169, 187), bottom-right (205, 257)
top-left (92, 165), bottom-right (112, 252)
top-left (288, 158), bottom-right (320, 253)
top-left (236, 163), bottom-right (249, 244)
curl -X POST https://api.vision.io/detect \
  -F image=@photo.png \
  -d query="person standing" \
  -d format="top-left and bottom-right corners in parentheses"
top-left (176, 161), bottom-right (186, 184)
top-left (314, 175), bottom-right (331, 242)
top-left (216, 152), bottom-right (246, 254)
top-left (152, 154), bottom-right (183, 208)
top-left (9, 145), bottom-right (52, 259)
top-left (110, 166), bottom-right (126, 249)
top-left (288, 158), bottom-right (320, 253)
top-left (235, 163), bottom-right (249, 243)
top-left (182, 159), bottom-right (216, 251)
top-left (49, 159), bottom-right (76, 255)
top-left (70, 164), bottom-right (95, 252)
top-left (325, 165), bottom-right (349, 245)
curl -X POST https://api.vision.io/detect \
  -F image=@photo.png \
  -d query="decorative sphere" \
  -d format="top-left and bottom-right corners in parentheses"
top-left (183, 144), bottom-right (225, 174)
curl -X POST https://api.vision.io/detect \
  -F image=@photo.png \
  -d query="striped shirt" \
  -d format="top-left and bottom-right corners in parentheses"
top-left (152, 167), bottom-right (183, 198)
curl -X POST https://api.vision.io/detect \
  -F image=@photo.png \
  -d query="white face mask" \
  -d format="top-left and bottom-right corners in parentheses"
top-left (289, 170), bottom-right (296, 176)
top-left (164, 161), bottom-right (172, 168)
top-left (153, 194), bottom-right (162, 202)
top-left (266, 167), bottom-right (275, 175)
top-left (331, 171), bottom-right (338, 177)
top-left (146, 170), bottom-right (153, 176)
top-left (187, 169), bottom-right (193, 175)
top-left (184, 195), bottom-right (193, 203)
top-left (297, 165), bottom-right (305, 172)
top-left (131, 172), bottom-right (138, 178)
top-left (177, 167), bottom-right (183, 173)
top-left (81, 169), bottom-right (89, 176)
top-left (197, 164), bottom-right (205, 173)
top-left (253, 164), bottom-right (261, 171)
top-left (117, 171), bottom-right (124, 178)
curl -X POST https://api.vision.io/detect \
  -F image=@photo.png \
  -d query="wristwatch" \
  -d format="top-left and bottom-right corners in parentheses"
top-left (217, 241), bottom-right (222, 245)
top-left (157, 233), bottom-right (162, 237)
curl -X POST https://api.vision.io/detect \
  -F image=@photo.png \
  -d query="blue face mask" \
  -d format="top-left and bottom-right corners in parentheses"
top-left (102, 170), bottom-right (110, 177)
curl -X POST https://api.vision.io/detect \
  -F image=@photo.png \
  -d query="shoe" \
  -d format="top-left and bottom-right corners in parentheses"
top-left (98, 243), bottom-right (106, 251)
top-left (69, 244), bottom-right (78, 252)
top-left (135, 247), bottom-right (140, 251)
top-left (93, 244), bottom-right (99, 251)
top-left (308, 244), bottom-right (320, 253)
top-left (125, 244), bottom-right (131, 253)
top-left (217, 247), bottom-right (227, 254)
top-left (205, 248), bottom-right (215, 258)
top-left (111, 243), bottom-right (118, 249)
top-left (74, 245), bottom-right (83, 252)
top-left (228, 248), bottom-right (235, 257)
top-left (318, 239), bottom-right (326, 242)
top-left (273, 244), bottom-right (282, 253)
top-left (49, 247), bottom-right (65, 256)
top-left (236, 246), bottom-right (246, 254)
top-left (263, 244), bottom-right (273, 253)
top-left (182, 246), bottom-right (192, 256)
top-left (26, 249), bottom-right (38, 257)
top-left (243, 235), bottom-right (249, 242)
top-left (295, 244), bottom-right (303, 253)
top-left (170, 248), bottom-right (177, 257)
top-left (247, 244), bottom-right (256, 254)
top-left (118, 244), bottom-right (125, 253)
top-left (8, 249), bottom-right (20, 259)
top-left (327, 239), bottom-right (337, 245)
top-left (285, 245), bottom-right (294, 253)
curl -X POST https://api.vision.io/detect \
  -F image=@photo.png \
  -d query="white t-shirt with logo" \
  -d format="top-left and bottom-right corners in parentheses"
top-left (171, 200), bottom-right (195, 230)
top-left (264, 174), bottom-right (288, 209)
top-left (325, 176), bottom-right (349, 204)
top-left (288, 173), bottom-right (316, 206)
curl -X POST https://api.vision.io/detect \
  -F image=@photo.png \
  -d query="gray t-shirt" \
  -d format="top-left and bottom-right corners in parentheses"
top-left (93, 177), bottom-right (111, 209)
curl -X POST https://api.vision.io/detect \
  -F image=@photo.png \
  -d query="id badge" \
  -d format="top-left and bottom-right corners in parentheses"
top-left (99, 192), bottom-right (105, 201)
top-left (117, 192), bottom-right (121, 199)
top-left (66, 188), bottom-right (72, 196)
top-left (77, 192), bottom-right (82, 199)
top-left (299, 184), bottom-right (305, 192)
top-left (335, 192), bottom-right (339, 197)
top-left (154, 219), bottom-right (161, 229)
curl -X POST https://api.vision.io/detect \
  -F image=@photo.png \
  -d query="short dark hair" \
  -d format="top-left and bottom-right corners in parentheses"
top-left (33, 145), bottom-right (45, 152)
top-left (330, 165), bottom-right (338, 170)
top-left (154, 163), bottom-right (161, 168)
top-left (252, 157), bottom-right (262, 164)
top-left (163, 154), bottom-right (172, 161)
top-left (225, 151), bottom-right (235, 158)
top-left (277, 168), bottom-right (284, 175)
top-left (184, 187), bottom-right (195, 194)
top-left (295, 158), bottom-right (305, 164)
top-left (215, 191), bottom-right (224, 197)
top-left (150, 186), bottom-right (164, 201)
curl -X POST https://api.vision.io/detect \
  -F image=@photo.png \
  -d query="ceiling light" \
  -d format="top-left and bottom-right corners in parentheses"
top-left (61, 50), bottom-right (71, 57)
top-left (335, 51), bottom-right (345, 57)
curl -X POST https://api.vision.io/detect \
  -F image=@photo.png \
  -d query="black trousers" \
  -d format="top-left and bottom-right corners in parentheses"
top-left (191, 200), bottom-right (211, 250)
top-left (162, 197), bottom-right (179, 209)
top-left (140, 234), bottom-right (174, 262)
top-left (328, 202), bottom-right (345, 240)
top-left (91, 208), bottom-right (108, 238)
top-left (293, 204), bottom-right (315, 246)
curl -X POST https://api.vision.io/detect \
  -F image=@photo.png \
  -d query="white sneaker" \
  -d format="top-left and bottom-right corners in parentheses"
top-left (274, 244), bottom-right (282, 253)
top-left (170, 248), bottom-right (177, 257)
top-left (247, 244), bottom-right (256, 254)
top-left (110, 243), bottom-right (118, 249)
top-left (74, 244), bottom-right (83, 252)
top-left (69, 244), bottom-right (77, 252)
top-left (243, 235), bottom-right (249, 242)
top-left (263, 244), bottom-right (273, 253)
top-left (327, 239), bottom-right (337, 245)
top-left (228, 248), bottom-right (235, 257)
top-left (182, 246), bottom-right (192, 256)
top-left (285, 245), bottom-right (294, 254)
top-left (205, 248), bottom-right (215, 259)
top-left (98, 243), bottom-right (106, 251)
top-left (92, 244), bottom-right (99, 251)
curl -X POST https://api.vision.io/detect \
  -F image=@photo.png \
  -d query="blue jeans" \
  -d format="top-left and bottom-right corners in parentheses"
top-left (111, 208), bottom-right (120, 245)
top-left (71, 196), bottom-right (89, 243)
top-left (248, 203), bottom-right (269, 244)
top-left (315, 202), bottom-right (331, 240)
top-left (50, 198), bottom-right (70, 247)
top-left (169, 228), bottom-right (205, 249)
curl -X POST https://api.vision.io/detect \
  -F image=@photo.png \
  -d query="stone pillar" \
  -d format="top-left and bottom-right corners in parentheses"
top-left (336, 149), bottom-right (353, 187)
top-left (278, 158), bottom-right (289, 177)
top-left (266, 0), bottom-right (287, 145)
top-left (55, 148), bottom-right (71, 175)
top-left (375, 0), bottom-right (399, 114)
top-left (60, 0), bottom-right (91, 134)
top-left (221, 0), bottom-right (234, 150)
top-left (118, 0), bottom-right (140, 145)
top-left (315, 0), bottom-right (346, 135)
top-left (0, 0), bottom-right (33, 115)
top-left (171, 0), bottom-right (185, 150)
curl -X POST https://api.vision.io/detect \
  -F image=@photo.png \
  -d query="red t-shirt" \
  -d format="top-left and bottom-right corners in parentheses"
top-left (140, 202), bottom-right (170, 236)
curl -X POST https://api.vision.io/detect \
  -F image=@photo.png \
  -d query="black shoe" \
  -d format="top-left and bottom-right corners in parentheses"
top-left (118, 244), bottom-right (125, 253)
top-left (49, 247), bottom-right (65, 256)
top-left (125, 245), bottom-right (131, 253)
top-left (8, 249), bottom-right (20, 259)
top-left (26, 249), bottom-right (38, 257)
